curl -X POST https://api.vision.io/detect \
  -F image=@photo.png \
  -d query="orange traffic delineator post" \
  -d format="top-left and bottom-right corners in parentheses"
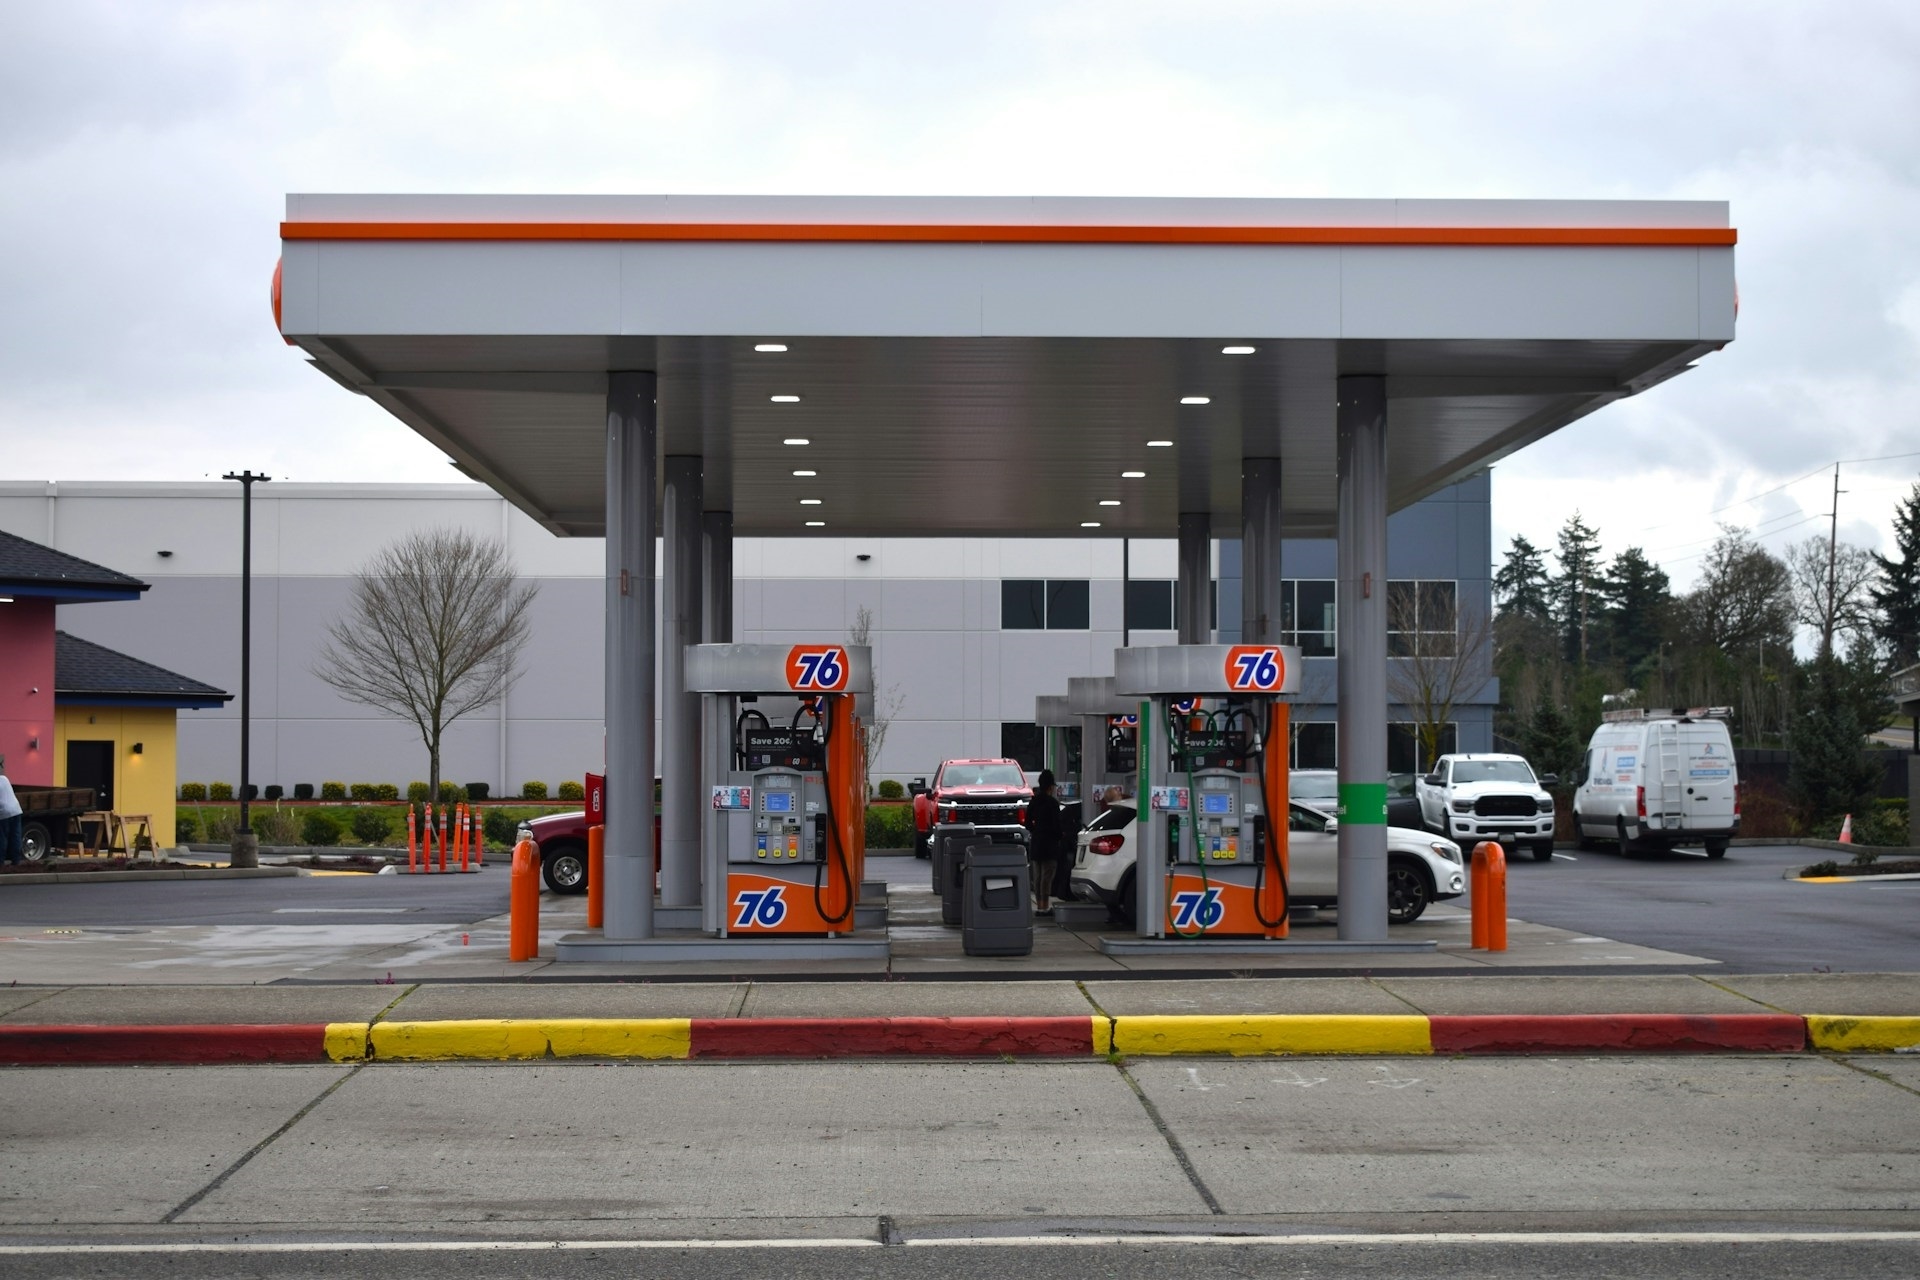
top-left (1470, 841), bottom-right (1507, 952)
top-left (509, 836), bottom-right (539, 961)
top-left (456, 803), bottom-right (469, 871)
top-left (406, 807), bottom-right (419, 874)
top-left (586, 825), bottom-right (605, 929)
top-left (438, 805), bottom-right (449, 874)
top-left (471, 807), bottom-right (484, 867)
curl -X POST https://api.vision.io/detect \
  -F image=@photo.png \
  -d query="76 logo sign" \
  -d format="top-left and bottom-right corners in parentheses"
top-left (1224, 645), bottom-right (1286, 692)
top-left (732, 885), bottom-right (789, 929)
top-left (1170, 888), bottom-right (1223, 931)
top-left (785, 645), bottom-right (849, 691)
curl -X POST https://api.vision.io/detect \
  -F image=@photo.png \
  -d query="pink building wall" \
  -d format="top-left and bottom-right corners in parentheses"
top-left (0, 597), bottom-right (56, 784)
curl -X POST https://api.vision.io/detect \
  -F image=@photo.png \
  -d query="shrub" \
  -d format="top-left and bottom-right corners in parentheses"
top-left (264, 785), bottom-right (284, 801)
top-left (465, 782), bottom-right (491, 801)
top-left (175, 811), bottom-right (199, 843)
top-left (877, 778), bottom-right (905, 800)
top-left (438, 780), bottom-right (466, 803)
top-left (253, 808), bottom-right (300, 845)
top-left (293, 783), bottom-right (314, 800)
top-left (179, 783), bottom-right (207, 802)
top-left (865, 802), bottom-right (915, 849)
top-left (1803, 859), bottom-right (1839, 877)
top-left (320, 781), bottom-right (347, 801)
top-left (240, 784), bottom-right (258, 802)
top-left (373, 783), bottom-right (400, 801)
top-left (557, 780), bottom-right (584, 801)
top-left (349, 783), bottom-right (377, 802)
top-left (204, 811), bottom-right (236, 843)
top-left (483, 809), bottom-right (521, 848)
top-left (208, 782), bottom-right (234, 801)
top-left (350, 809), bottom-right (394, 845)
top-left (522, 781), bottom-right (548, 800)
top-left (301, 810), bottom-right (343, 847)
top-left (407, 781), bottom-right (431, 803)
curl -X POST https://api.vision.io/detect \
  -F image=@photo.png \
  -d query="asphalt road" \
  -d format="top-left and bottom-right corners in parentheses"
top-left (1501, 841), bottom-right (1916, 972)
top-left (0, 868), bottom-right (509, 927)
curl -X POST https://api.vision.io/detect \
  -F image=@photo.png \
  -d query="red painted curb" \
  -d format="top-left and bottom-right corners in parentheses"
top-left (0, 1024), bottom-right (330, 1066)
top-left (689, 1016), bottom-right (1096, 1059)
top-left (1429, 1014), bottom-right (1808, 1055)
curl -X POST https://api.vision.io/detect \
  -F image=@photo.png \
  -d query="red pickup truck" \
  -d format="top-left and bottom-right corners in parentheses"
top-left (524, 808), bottom-right (660, 894)
top-left (913, 758), bottom-right (1034, 857)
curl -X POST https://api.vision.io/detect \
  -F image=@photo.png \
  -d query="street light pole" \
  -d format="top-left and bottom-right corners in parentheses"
top-left (223, 470), bottom-right (270, 867)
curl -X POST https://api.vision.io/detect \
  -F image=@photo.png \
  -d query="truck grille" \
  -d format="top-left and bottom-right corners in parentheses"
top-left (1474, 795), bottom-right (1539, 818)
top-left (949, 804), bottom-right (1023, 827)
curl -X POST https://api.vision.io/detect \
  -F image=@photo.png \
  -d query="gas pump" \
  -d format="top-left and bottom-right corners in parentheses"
top-left (1115, 644), bottom-right (1300, 940)
top-left (688, 643), bottom-right (870, 937)
top-left (1067, 675), bottom-right (1138, 808)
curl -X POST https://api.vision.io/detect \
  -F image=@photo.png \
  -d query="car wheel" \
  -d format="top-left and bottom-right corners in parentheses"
top-left (1704, 839), bottom-right (1729, 859)
top-left (541, 842), bottom-right (589, 894)
top-left (21, 821), bottom-right (53, 863)
top-left (1118, 872), bottom-right (1137, 930)
top-left (1386, 858), bottom-right (1431, 924)
top-left (1532, 840), bottom-right (1554, 863)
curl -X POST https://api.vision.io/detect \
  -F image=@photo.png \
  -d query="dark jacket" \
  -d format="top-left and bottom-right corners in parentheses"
top-left (1026, 790), bottom-right (1065, 860)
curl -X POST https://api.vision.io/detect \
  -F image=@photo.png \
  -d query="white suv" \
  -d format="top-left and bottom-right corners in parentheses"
top-left (1071, 796), bottom-right (1465, 927)
top-left (1414, 753), bottom-right (1559, 862)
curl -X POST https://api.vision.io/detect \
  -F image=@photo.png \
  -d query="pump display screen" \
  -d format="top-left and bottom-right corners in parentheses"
top-left (1201, 793), bottom-right (1233, 815)
top-left (763, 791), bottom-right (794, 814)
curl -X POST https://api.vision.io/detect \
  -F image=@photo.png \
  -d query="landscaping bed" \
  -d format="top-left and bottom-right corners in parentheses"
top-left (2, 857), bottom-right (201, 875)
top-left (1800, 856), bottom-right (1920, 878)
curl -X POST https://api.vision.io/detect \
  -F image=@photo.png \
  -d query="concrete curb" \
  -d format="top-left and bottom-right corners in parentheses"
top-left (0, 867), bottom-right (301, 886)
top-left (5, 1013), bottom-right (1918, 1065)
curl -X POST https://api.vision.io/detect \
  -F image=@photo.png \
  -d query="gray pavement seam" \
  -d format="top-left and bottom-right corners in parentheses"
top-left (160, 1065), bottom-right (364, 1224)
top-left (1826, 1055), bottom-right (1920, 1101)
top-left (0, 986), bottom-right (67, 1018)
top-left (727, 984), bottom-right (751, 1018)
top-left (1368, 976), bottom-right (1427, 1013)
top-left (1112, 1063), bottom-right (1223, 1215)
top-left (370, 984), bottom-right (422, 1023)
top-left (1073, 980), bottom-right (1119, 1052)
top-left (1695, 976), bottom-right (1783, 1011)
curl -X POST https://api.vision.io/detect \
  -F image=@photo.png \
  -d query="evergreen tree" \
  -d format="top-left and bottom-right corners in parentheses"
top-left (1494, 535), bottom-right (1552, 620)
top-left (1551, 514), bottom-right (1604, 666)
top-left (1519, 700), bottom-right (1584, 784)
top-left (1787, 655), bottom-right (1880, 825)
top-left (1870, 479), bottom-right (1920, 667)
top-left (1597, 546), bottom-right (1670, 675)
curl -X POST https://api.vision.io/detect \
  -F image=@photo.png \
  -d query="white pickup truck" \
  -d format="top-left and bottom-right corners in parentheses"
top-left (1414, 753), bottom-right (1559, 862)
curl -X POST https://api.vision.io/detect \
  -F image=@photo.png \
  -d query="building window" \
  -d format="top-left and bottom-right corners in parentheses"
top-left (1389, 721), bottom-right (1458, 774)
top-left (1000, 722), bottom-right (1044, 772)
top-left (1292, 721), bottom-right (1337, 770)
top-left (1278, 579), bottom-right (1337, 656)
top-left (1002, 579), bottom-right (1090, 630)
top-left (1388, 580), bottom-right (1457, 658)
top-left (1125, 580), bottom-right (1174, 631)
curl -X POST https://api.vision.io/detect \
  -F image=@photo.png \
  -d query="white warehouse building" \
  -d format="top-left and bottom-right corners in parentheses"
top-left (0, 476), bottom-right (1495, 796)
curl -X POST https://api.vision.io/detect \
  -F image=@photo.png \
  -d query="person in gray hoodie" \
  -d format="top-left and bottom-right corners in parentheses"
top-left (0, 758), bottom-right (23, 865)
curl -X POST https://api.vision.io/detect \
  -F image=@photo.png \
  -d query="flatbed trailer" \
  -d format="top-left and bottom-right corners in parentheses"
top-left (14, 785), bottom-right (99, 862)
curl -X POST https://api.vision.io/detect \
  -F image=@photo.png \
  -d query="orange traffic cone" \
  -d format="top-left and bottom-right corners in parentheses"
top-left (1838, 814), bottom-right (1853, 844)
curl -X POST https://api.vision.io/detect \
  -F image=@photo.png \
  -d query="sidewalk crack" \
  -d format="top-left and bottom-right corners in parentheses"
top-left (370, 983), bottom-right (420, 1023)
top-left (1114, 1062), bottom-right (1223, 1215)
top-left (161, 1064), bottom-right (364, 1224)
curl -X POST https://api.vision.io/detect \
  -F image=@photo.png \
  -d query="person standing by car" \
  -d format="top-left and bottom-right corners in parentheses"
top-left (1026, 769), bottom-right (1064, 916)
top-left (0, 758), bottom-right (23, 866)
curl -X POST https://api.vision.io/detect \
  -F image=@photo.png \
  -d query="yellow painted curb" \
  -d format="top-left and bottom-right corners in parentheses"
top-left (1112, 1014), bottom-right (1432, 1057)
top-left (1091, 1015), bottom-right (1114, 1056)
top-left (323, 1022), bottom-right (369, 1061)
top-left (368, 1018), bottom-right (692, 1061)
top-left (1807, 1015), bottom-right (1920, 1053)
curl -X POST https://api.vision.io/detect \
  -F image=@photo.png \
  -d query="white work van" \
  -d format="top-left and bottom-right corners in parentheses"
top-left (1571, 709), bottom-right (1739, 857)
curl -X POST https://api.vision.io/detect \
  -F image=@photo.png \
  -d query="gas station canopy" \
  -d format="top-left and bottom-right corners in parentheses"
top-left (278, 195), bottom-right (1735, 538)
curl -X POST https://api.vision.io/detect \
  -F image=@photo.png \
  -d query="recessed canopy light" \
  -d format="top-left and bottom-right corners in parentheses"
top-left (1121, 470), bottom-right (1146, 479)
top-left (783, 437), bottom-right (810, 446)
top-left (1180, 396), bottom-right (1210, 405)
top-left (1146, 440), bottom-right (1173, 448)
top-left (770, 394), bottom-right (801, 403)
top-left (800, 498), bottom-right (822, 505)
top-left (1099, 500), bottom-right (1121, 506)
top-left (1222, 345), bottom-right (1255, 355)
top-left (792, 469), bottom-right (817, 477)
top-left (1080, 522), bottom-right (1102, 528)
top-left (805, 520), bottom-right (826, 527)
top-left (754, 343), bottom-right (788, 353)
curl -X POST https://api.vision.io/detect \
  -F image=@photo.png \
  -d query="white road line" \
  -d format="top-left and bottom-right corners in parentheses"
top-left (3, 1232), bottom-right (1917, 1255)
top-left (1552, 853), bottom-right (1578, 861)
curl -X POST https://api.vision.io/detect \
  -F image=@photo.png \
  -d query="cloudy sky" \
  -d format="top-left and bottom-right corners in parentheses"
top-left (3, 0), bottom-right (1917, 588)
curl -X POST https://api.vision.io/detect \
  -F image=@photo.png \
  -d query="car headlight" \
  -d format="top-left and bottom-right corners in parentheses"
top-left (1450, 799), bottom-right (1473, 813)
top-left (1429, 840), bottom-right (1461, 863)
top-left (1536, 797), bottom-right (1556, 814)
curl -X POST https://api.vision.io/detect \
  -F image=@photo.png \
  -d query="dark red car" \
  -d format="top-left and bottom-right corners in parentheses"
top-left (913, 758), bottom-right (1033, 857)
top-left (525, 807), bottom-right (660, 894)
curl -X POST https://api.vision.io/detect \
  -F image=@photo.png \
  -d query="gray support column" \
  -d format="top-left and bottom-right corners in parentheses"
top-left (660, 456), bottom-right (703, 909)
top-left (604, 373), bottom-right (657, 940)
top-left (702, 509), bottom-right (734, 644)
top-left (1080, 714), bottom-right (1106, 803)
top-left (1177, 512), bottom-right (1211, 645)
top-left (1241, 458), bottom-right (1284, 645)
top-left (1336, 375), bottom-right (1389, 941)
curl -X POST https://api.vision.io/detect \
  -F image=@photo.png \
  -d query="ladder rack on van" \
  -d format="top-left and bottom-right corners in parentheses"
top-left (1600, 706), bottom-right (1732, 723)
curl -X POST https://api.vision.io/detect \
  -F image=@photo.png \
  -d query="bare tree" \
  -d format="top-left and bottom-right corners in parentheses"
top-left (848, 605), bottom-right (905, 792)
top-left (1786, 534), bottom-right (1879, 657)
top-left (313, 529), bottom-right (537, 797)
top-left (1385, 583), bottom-right (1495, 774)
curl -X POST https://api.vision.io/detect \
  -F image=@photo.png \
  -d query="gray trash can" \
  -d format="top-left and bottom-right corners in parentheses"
top-left (934, 823), bottom-right (975, 926)
top-left (962, 843), bottom-right (1033, 957)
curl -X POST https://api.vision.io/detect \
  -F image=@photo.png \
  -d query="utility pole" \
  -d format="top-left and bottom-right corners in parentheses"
top-left (223, 470), bottom-right (270, 868)
top-left (1824, 463), bottom-right (1843, 657)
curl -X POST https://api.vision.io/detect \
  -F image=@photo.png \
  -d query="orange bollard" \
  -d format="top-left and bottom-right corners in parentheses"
top-left (406, 807), bottom-right (418, 874)
top-left (1471, 841), bottom-right (1508, 952)
top-left (457, 803), bottom-right (469, 871)
top-left (586, 825), bottom-right (605, 929)
top-left (471, 807), bottom-right (484, 868)
top-left (509, 836), bottom-right (539, 961)
top-left (1470, 842), bottom-right (1490, 949)
top-left (438, 805), bottom-right (449, 874)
